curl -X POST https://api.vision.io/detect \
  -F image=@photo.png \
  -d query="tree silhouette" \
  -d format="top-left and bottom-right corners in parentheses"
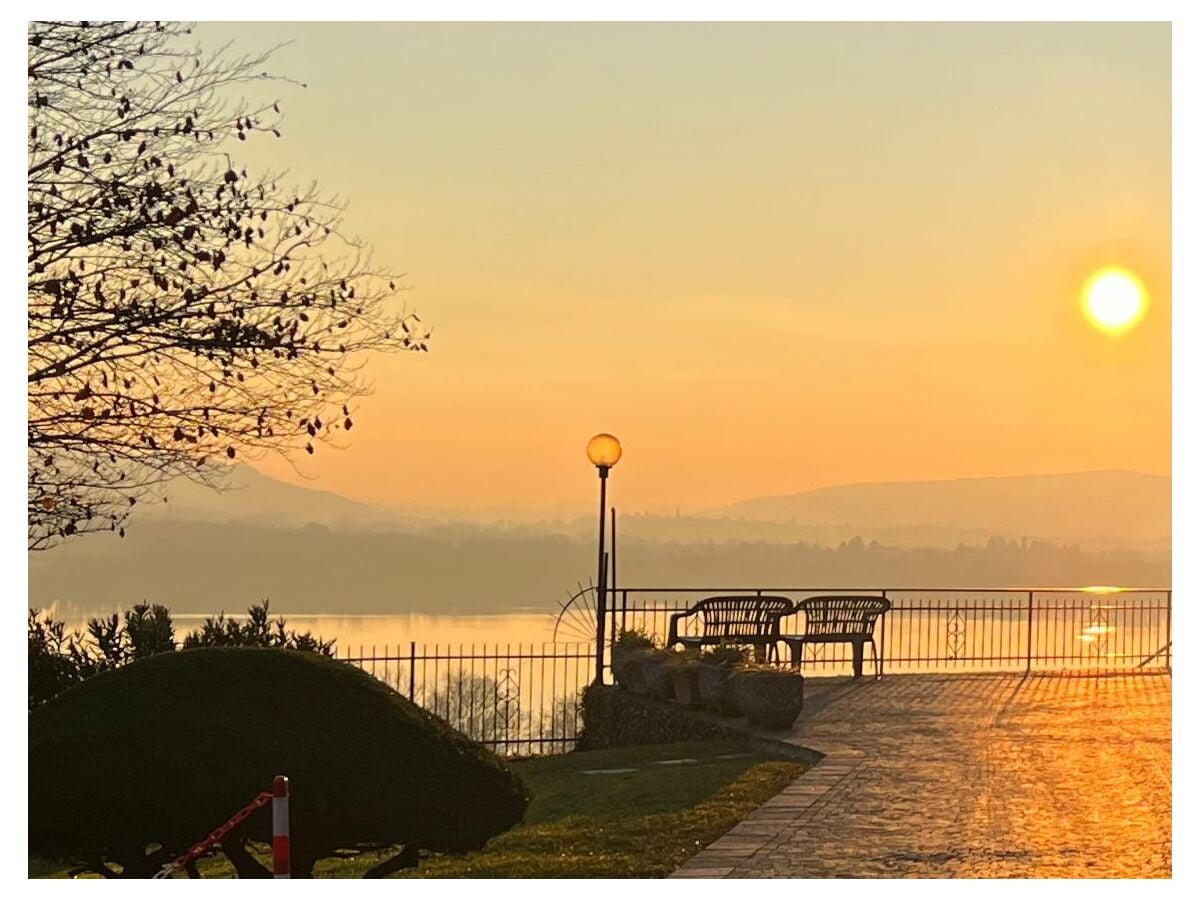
top-left (28, 22), bottom-right (429, 549)
top-left (28, 600), bottom-right (335, 708)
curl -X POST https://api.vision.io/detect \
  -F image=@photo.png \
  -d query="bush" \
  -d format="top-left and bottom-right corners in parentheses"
top-left (28, 601), bottom-right (333, 708)
top-left (577, 684), bottom-right (746, 749)
top-left (612, 629), bottom-right (654, 653)
top-left (28, 647), bottom-right (529, 878)
top-left (700, 645), bottom-right (750, 667)
top-left (180, 601), bottom-right (335, 654)
top-left (27, 611), bottom-right (90, 708)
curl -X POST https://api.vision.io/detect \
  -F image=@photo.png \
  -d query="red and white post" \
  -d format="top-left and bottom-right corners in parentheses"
top-left (272, 775), bottom-right (291, 879)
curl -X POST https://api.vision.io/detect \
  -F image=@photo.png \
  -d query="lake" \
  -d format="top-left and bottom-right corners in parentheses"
top-left (62, 610), bottom-right (572, 654)
top-left (58, 588), bottom-right (1174, 671)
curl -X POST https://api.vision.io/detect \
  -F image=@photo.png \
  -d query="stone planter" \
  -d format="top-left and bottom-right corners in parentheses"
top-left (697, 662), bottom-right (741, 717)
top-left (611, 654), bottom-right (648, 694)
top-left (641, 655), bottom-right (673, 701)
top-left (731, 669), bottom-right (804, 729)
top-left (669, 665), bottom-right (703, 707)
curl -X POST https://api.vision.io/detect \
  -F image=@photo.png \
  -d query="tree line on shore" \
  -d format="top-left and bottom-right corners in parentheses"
top-left (30, 520), bottom-right (1170, 617)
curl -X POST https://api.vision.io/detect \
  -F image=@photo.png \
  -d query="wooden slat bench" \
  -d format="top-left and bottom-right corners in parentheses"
top-left (781, 595), bottom-right (891, 679)
top-left (665, 595), bottom-right (794, 661)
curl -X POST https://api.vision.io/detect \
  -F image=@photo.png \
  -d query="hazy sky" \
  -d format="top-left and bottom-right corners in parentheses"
top-left (195, 22), bottom-right (1170, 514)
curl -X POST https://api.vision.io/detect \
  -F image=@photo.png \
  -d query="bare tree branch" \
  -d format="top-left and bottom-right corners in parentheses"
top-left (28, 21), bottom-right (430, 550)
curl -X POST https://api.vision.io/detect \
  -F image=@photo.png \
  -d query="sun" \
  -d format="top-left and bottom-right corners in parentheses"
top-left (1081, 267), bottom-right (1147, 336)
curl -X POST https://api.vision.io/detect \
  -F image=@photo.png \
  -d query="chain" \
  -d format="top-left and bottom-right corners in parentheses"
top-left (152, 791), bottom-right (273, 879)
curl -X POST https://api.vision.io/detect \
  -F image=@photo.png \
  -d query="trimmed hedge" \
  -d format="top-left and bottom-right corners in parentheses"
top-left (28, 647), bottom-right (528, 877)
top-left (576, 684), bottom-right (746, 750)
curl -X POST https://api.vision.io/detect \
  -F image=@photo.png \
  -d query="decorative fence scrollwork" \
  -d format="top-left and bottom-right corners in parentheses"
top-left (946, 609), bottom-right (968, 661)
top-left (494, 667), bottom-right (522, 741)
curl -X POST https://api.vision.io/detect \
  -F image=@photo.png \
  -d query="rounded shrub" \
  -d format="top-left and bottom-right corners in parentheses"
top-left (29, 647), bottom-right (528, 877)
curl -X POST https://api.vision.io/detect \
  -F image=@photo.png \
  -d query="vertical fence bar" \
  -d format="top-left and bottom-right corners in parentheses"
top-left (1025, 590), bottom-right (1034, 673)
top-left (904, 598), bottom-right (913, 669)
top-left (879, 590), bottom-right (887, 676)
top-left (492, 646), bottom-right (499, 745)
top-left (503, 643), bottom-right (511, 748)
top-left (1051, 599), bottom-right (1059, 666)
top-left (407, 641), bottom-right (416, 701)
top-left (610, 508), bottom-right (618, 652)
top-left (925, 598), bottom-right (933, 670)
top-left (456, 643), bottom-right (464, 729)
top-left (541, 643), bottom-right (549, 753)
top-left (1166, 590), bottom-right (1172, 671)
top-left (594, 552), bottom-right (608, 685)
top-left (1137, 595), bottom-right (1145, 666)
top-left (421, 643), bottom-right (428, 707)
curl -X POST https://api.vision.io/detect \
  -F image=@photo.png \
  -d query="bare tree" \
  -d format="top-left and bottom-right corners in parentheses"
top-left (28, 22), bottom-right (429, 549)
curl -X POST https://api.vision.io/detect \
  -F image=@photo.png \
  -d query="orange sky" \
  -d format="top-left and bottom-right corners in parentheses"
top-left (196, 22), bottom-right (1171, 515)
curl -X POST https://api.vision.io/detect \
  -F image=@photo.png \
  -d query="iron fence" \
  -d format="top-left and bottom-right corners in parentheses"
top-left (610, 587), bottom-right (1172, 676)
top-left (336, 587), bottom-right (1169, 758)
top-left (336, 641), bottom-right (593, 757)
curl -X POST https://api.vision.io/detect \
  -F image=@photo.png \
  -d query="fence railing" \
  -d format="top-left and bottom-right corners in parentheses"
top-left (337, 586), bottom-right (1170, 758)
top-left (336, 641), bottom-right (593, 757)
top-left (610, 587), bottom-right (1172, 676)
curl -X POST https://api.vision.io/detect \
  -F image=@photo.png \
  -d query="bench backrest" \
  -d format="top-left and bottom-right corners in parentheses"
top-left (795, 595), bottom-right (891, 636)
top-left (691, 595), bottom-right (794, 639)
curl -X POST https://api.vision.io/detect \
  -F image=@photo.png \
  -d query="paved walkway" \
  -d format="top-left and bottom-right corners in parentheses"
top-left (673, 672), bottom-right (1171, 878)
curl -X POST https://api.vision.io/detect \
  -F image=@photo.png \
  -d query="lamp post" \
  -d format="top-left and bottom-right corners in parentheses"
top-left (586, 433), bottom-right (622, 684)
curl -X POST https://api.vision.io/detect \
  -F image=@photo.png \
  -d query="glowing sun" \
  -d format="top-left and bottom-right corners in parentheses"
top-left (1081, 267), bottom-right (1147, 336)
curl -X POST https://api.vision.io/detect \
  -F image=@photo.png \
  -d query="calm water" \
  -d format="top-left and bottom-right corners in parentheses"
top-left (64, 611), bottom-right (569, 653)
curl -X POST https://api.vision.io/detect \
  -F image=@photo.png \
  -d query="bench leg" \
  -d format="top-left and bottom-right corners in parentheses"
top-left (786, 641), bottom-right (803, 670)
top-left (851, 642), bottom-right (864, 678)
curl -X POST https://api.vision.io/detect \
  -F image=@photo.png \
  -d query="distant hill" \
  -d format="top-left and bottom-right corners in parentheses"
top-left (137, 464), bottom-right (408, 529)
top-left (134, 466), bottom-right (1171, 548)
top-left (710, 471), bottom-right (1170, 544)
top-left (137, 465), bottom-right (586, 530)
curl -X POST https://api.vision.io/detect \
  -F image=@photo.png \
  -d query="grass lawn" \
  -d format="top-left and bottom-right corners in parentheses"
top-left (32, 739), bottom-right (807, 879)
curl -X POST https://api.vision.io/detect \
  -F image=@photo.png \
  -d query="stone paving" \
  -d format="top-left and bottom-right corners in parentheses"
top-left (673, 672), bottom-right (1171, 878)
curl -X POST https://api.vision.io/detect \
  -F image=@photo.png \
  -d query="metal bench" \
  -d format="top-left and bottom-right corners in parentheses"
top-left (666, 595), bottom-right (794, 661)
top-left (781, 595), bottom-right (891, 679)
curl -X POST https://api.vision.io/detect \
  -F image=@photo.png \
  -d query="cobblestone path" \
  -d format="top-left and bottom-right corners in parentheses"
top-left (674, 673), bottom-right (1171, 878)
